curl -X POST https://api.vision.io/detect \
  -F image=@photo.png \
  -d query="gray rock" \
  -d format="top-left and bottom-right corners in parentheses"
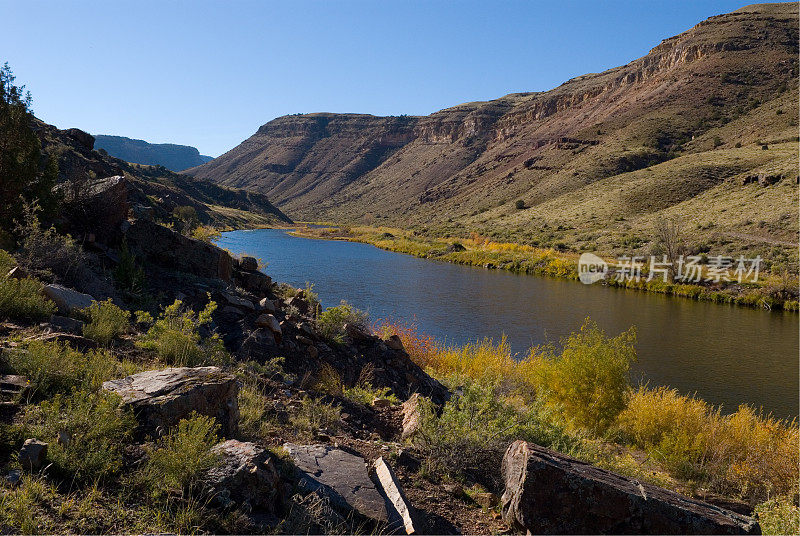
top-left (203, 439), bottom-right (281, 512)
top-left (384, 334), bottom-right (405, 351)
top-left (374, 457), bottom-right (418, 534)
top-left (49, 315), bottom-right (85, 334)
top-left (0, 375), bottom-right (28, 399)
top-left (65, 128), bottom-right (95, 150)
top-left (222, 292), bottom-right (255, 311)
top-left (401, 394), bottom-right (423, 440)
top-left (239, 256), bottom-right (259, 272)
top-left (284, 443), bottom-right (388, 523)
top-left (103, 366), bottom-right (239, 437)
top-left (6, 469), bottom-right (21, 487)
top-left (255, 314), bottom-right (281, 335)
top-left (258, 297), bottom-right (276, 313)
top-left (42, 284), bottom-right (94, 314)
top-left (19, 439), bottom-right (48, 471)
top-left (501, 441), bottom-right (760, 534)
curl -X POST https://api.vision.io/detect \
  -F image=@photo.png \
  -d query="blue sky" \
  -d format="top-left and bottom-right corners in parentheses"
top-left (2, 0), bottom-right (755, 156)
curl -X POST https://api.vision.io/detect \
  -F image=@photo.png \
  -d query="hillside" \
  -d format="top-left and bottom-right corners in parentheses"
top-left (188, 2), bottom-right (799, 265)
top-left (95, 134), bottom-right (213, 171)
top-left (35, 122), bottom-right (291, 228)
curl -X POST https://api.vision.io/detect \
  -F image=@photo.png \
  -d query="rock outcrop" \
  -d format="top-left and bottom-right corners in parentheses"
top-left (284, 443), bottom-right (388, 524)
top-left (102, 367), bottom-right (239, 437)
top-left (202, 439), bottom-right (282, 513)
top-left (501, 441), bottom-right (760, 535)
top-left (124, 219), bottom-right (233, 281)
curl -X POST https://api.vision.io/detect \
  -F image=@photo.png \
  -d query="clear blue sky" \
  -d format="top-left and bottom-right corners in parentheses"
top-left (2, 0), bottom-right (755, 157)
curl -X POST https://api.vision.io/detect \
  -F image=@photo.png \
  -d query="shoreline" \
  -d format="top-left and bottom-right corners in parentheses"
top-left (245, 223), bottom-right (799, 313)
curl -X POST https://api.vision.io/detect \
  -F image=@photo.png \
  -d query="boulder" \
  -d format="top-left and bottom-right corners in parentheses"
top-left (344, 323), bottom-right (371, 341)
top-left (202, 439), bottom-right (281, 512)
top-left (69, 176), bottom-right (129, 243)
top-left (284, 443), bottom-right (388, 524)
top-left (255, 314), bottom-right (281, 335)
top-left (42, 284), bottom-right (94, 314)
top-left (237, 270), bottom-right (272, 295)
top-left (19, 439), bottom-right (48, 471)
top-left (401, 394), bottom-right (423, 440)
top-left (65, 128), bottom-right (95, 150)
top-left (284, 295), bottom-right (309, 315)
top-left (258, 297), bottom-right (276, 314)
top-left (501, 441), bottom-right (760, 535)
top-left (383, 334), bottom-right (405, 351)
top-left (222, 292), bottom-right (255, 311)
top-left (239, 256), bottom-right (259, 272)
top-left (49, 315), bottom-right (85, 334)
top-left (102, 367), bottom-right (239, 437)
top-left (124, 219), bottom-right (233, 281)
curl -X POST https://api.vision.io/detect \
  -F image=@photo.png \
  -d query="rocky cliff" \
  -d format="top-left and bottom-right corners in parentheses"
top-left (188, 3), bottom-right (798, 258)
top-left (94, 134), bottom-right (213, 172)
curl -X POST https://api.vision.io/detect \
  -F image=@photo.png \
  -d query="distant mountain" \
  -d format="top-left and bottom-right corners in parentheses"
top-left (187, 2), bottom-right (798, 261)
top-left (94, 134), bottom-right (213, 172)
top-left (33, 123), bottom-right (291, 228)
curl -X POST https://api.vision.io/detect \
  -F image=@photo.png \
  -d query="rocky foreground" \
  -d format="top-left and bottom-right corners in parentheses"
top-left (0, 172), bottom-right (768, 534)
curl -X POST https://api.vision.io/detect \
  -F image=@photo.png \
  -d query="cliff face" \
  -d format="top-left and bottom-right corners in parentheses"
top-left (188, 3), bottom-right (798, 253)
top-left (94, 135), bottom-right (213, 172)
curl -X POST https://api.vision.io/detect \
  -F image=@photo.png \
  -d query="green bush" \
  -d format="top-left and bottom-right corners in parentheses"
top-left (31, 390), bottom-right (135, 483)
top-left (533, 319), bottom-right (636, 433)
top-left (4, 340), bottom-right (134, 399)
top-left (138, 299), bottom-right (229, 366)
top-left (755, 497), bottom-right (799, 535)
top-left (413, 378), bottom-right (575, 489)
top-left (81, 299), bottom-right (130, 345)
top-left (0, 249), bottom-right (15, 273)
top-left (289, 396), bottom-right (341, 437)
top-left (0, 276), bottom-right (55, 322)
top-left (316, 300), bottom-right (369, 343)
top-left (140, 413), bottom-right (219, 499)
top-left (113, 239), bottom-right (145, 296)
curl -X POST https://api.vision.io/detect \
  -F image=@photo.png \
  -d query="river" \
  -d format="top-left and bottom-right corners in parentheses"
top-left (217, 228), bottom-right (799, 418)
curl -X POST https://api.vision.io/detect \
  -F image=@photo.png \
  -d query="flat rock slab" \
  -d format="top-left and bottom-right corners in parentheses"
top-left (284, 443), bottom-right (388, 523)
top-left (501, 441), bottom-right (760, 535)
top-left (103, 366), bottom-right (239, 436)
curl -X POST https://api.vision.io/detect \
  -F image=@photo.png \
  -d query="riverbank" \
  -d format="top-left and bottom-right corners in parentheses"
top-left (288, 224), bottom-right (799, 312)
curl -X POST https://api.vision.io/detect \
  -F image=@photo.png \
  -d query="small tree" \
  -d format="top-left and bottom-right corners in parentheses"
top-left (654, 216), bottom-right (685, 280)
top-left (0, 63), bottom-right (57, 231)
top-left (515, 199), bottom-right (526, 210)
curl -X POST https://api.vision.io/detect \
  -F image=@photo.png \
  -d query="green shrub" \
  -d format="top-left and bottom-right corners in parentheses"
top-left (316, 300), bottom-right (369, 343)
top-left (0, 249), bottom-right (15, 273)
top-left (413, 378), bottom-right (575, 490)
top-left (81, 299), bottom-right (130, 345)
top-left (140, 413), bottom-right (219, 499)
top-left (755, 497), bottom-right (799, 535)
top-left (533, 319), bottom-right (636, 433)
top-left (4, 340), bottom-right (135, 399)
top-left (0, 276), bottom-right (55, 322)
top-left (113, 239), bottom-right (145, 295)
top-left (289, 396), bottom-right (340, 437)
top-left (515, 199), bottom-right (526, 209)
top-left (138, 299), bottom-right (229, 366)
top-left (31, 390), bottom-right (135, 483)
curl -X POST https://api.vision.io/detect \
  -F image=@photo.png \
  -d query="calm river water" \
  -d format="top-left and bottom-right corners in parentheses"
top-left (217, 229), bottom-right (799, 418)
